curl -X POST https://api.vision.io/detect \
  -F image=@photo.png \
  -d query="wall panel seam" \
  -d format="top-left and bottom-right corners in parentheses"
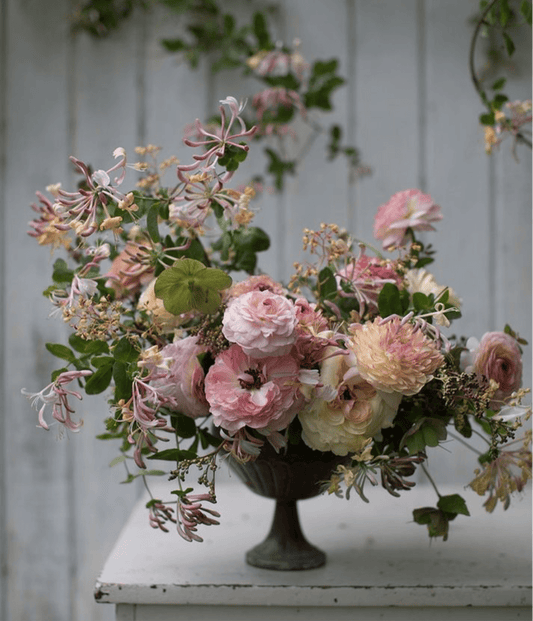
top-left (0, 0), bottom-right (7, 618)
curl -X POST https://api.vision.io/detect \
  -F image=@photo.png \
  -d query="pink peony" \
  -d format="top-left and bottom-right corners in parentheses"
top-left (348, 317), bottom-right (444, 396)
top-left (222, 290), bottom-right (298, 358)
top-left (373, 189), bottom-right (442, 250)
top-left (204, 345), bottom-right (302, 434)
top-left (337, 252), bottom-right (403, 314)
top-left (150, 336), bottom-right (210, 419)
top-left (298, 347), bottom-right (402, 456)
top-left (460, 332), bottom-right (523, 406)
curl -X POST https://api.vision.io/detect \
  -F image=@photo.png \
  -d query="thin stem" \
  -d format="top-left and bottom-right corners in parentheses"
top-left (447, 430), bottom-right (484, 455)
top-left (469, 0), bottom-right (499, 109)
top-left (421, 463), bottom-right (441, 498)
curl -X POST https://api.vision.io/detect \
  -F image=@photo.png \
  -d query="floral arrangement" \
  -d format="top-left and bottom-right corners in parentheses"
top-left (23, 97), bottom-right (531, 543)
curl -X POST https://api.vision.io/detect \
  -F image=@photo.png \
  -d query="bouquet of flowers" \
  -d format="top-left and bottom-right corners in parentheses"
top-left (23, 97), bottom-right (531, 543)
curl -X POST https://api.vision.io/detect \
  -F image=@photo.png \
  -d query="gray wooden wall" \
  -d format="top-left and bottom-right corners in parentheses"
top-left (1, 0), bottom-right (531, 619)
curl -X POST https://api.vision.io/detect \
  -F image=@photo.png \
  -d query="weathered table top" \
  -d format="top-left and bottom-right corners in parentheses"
top-left (95, 474), bottom-right (531, 614)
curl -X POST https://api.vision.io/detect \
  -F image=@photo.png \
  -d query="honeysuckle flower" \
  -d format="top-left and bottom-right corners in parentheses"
top-left (373, 189), bottom-right (442, 250)
top-left (222, 290), bottom-right (299, 358)
top-left (178, 97), bottom-right (257, 174)
top-left (51, 150), bottom-right (129, 238)
top-left (298, 346), bottom-right (403, 456)
top-left (22, 370), bottom-right (93, 431)
top-left (468, 432), bottom-right (532, 512)
top-left (176, 492), bottom-right (220, 543)
top-left (348, 316), bottom-right (444, 396)
top-left (460, 332), bottom-right (523, 408)
top-left (204, 345), bottom-right (302, 435)
top-left (28, 191), bottom-right (71, 251)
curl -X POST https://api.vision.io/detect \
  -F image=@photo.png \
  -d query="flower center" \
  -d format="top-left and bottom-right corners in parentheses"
top-left (238, 368), bottom-right (264, 390)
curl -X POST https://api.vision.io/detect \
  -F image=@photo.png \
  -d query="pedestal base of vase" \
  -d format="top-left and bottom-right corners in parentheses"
top-left (245, 499), bottom-right (325, 570)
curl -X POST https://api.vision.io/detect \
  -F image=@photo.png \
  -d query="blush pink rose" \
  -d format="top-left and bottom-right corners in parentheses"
top-left (151, 336), bottom-right (210, 419)
top-left (373, 189), bottom-right (442, 250)
top-left (222, 290), bottom-right (298, 358)
top-left (204, 345), bottom-right (302, 434)
top-left (461, 332), bottom-right (523, 406)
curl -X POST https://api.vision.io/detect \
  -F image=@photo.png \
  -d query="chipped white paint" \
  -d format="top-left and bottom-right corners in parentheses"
top-left (96, 479), bottom-right (531, 619)
top-left (1, 0), bottom-right (531, 619)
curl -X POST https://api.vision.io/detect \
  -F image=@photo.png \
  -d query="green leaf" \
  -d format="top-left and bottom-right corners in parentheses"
top-left (154, 258), bottom-right (232, 315)
top-left (520, 0), bottom-right (532, 25)
top-left (147, 203), bottom-right (161, 243)
top-left (480, 111), bottom-right (496, 125)
top-left (491, 77), bottom-right (507, 91)
top-left (412, 292), bottom-right (430, 312)
top-left (68, 334), bottom-right (109, 355)
top-left (147, 448), bottom-right (197, 461)
top-left (113, 337), bottom-right (139, 364)
top-left (85, 363), bottom-right (113, 395)
top-left (252, 11), bottom-right (271, 48)
top-left (502, 31), bottom-right (515, 56)
top-left (437, 494), bottom-right (470, 516)
top-left (161, 37), bottom-right (187, 52)
top-left (318, 266), bottom-right (338, 299)
top-left (45, 343), bottom-right (77, 364)
top-left (52, 259), bottom-right (74, 284)
top-left (378, 283), bottom-right (403, 317)
top-left (412, 507), bottom-right (450, 540)
top-left (109, 455), bottom-right (126, 467)
top-left (170, 412), bottom-right (197, 438)
top-left (113, 361), bottom-right (132, 402)
top-left (401, 418), bottom-right (447, 454)
top-left (235, 227), bottom-right (270, 252)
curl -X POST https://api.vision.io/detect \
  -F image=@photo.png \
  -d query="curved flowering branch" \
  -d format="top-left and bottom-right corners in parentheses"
top-left (22, 370), bottom-right (93, 431)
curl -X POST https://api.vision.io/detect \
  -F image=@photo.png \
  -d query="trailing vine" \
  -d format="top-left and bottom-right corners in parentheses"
top-left (71, 0), bottom-right (366, 192)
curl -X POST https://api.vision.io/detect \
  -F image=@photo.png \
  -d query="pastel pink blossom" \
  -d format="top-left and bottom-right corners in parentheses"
top-left (104, 242), bottom-right (154, 299)
top-left (460, 332), bottom-right (523, 406)
top-left (337, 252), bottom-right (403, 314)
top-left (204, 345), bottom-right (302, 434)
top-left (227, 274), bottom-right (285, 299)
top-left (348, 317), bottom-right (444, 396)
top-left (373, 189), bottom-right (442, 250)
top-left (151, 336), bottom-right (210, 419)
top-left (222, 290), bottom-right (298, 358)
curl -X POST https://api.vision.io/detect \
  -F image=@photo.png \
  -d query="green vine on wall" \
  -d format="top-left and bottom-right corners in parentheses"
top-left (71, 0), bottom-right (366, 192)
top-left (470, 0), bottom-right (532, 154)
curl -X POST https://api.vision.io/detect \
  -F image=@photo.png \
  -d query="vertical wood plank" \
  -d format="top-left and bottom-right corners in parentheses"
top-left (4, 0), bottom-right (73, 619)
top-left (352, 0), bottom-right (422, 242)
top-left (423, 0), bottom-right (500, 482)
top-left (70, 13), bottom-right (144, 621)
top-left (279, 0), bottom-right (351, 281)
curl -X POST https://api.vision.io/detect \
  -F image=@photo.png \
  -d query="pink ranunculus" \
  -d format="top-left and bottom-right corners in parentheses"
top-left (222, 290), bottom-right (298, 358)
top-left (151, 336), bottom-right (210, 419)
top-left (373, 189), bottom-right (442, 250)
top-left (204, 345), bottom-right (302, 434)
top-left (337, 252), bottom-right (403, 314)
top-left (460, 332), bottom-right (523, 406)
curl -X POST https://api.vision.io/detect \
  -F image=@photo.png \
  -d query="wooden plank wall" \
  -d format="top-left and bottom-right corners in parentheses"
top-left (1, 0), bottom-right (531, 619)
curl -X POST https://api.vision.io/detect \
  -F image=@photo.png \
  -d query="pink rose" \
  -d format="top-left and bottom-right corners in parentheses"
top-left (373, 189), bottom-right (442, 250)
top-left (151, 336), bottom-right (210, 419)
top-left (337, 252), bottom-right (403, 314)
top-left (226, 274), bottom-right (285, 300)
top-left (461, 332), bottom-right (523, 406)
top-left (204, 345), bottom-right (302, 434)
top-left (222, 290), bottom-right (298, 358)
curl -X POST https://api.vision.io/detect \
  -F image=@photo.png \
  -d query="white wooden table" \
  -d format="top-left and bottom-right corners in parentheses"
top-left (95, 476), bottom-right (531, 621)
